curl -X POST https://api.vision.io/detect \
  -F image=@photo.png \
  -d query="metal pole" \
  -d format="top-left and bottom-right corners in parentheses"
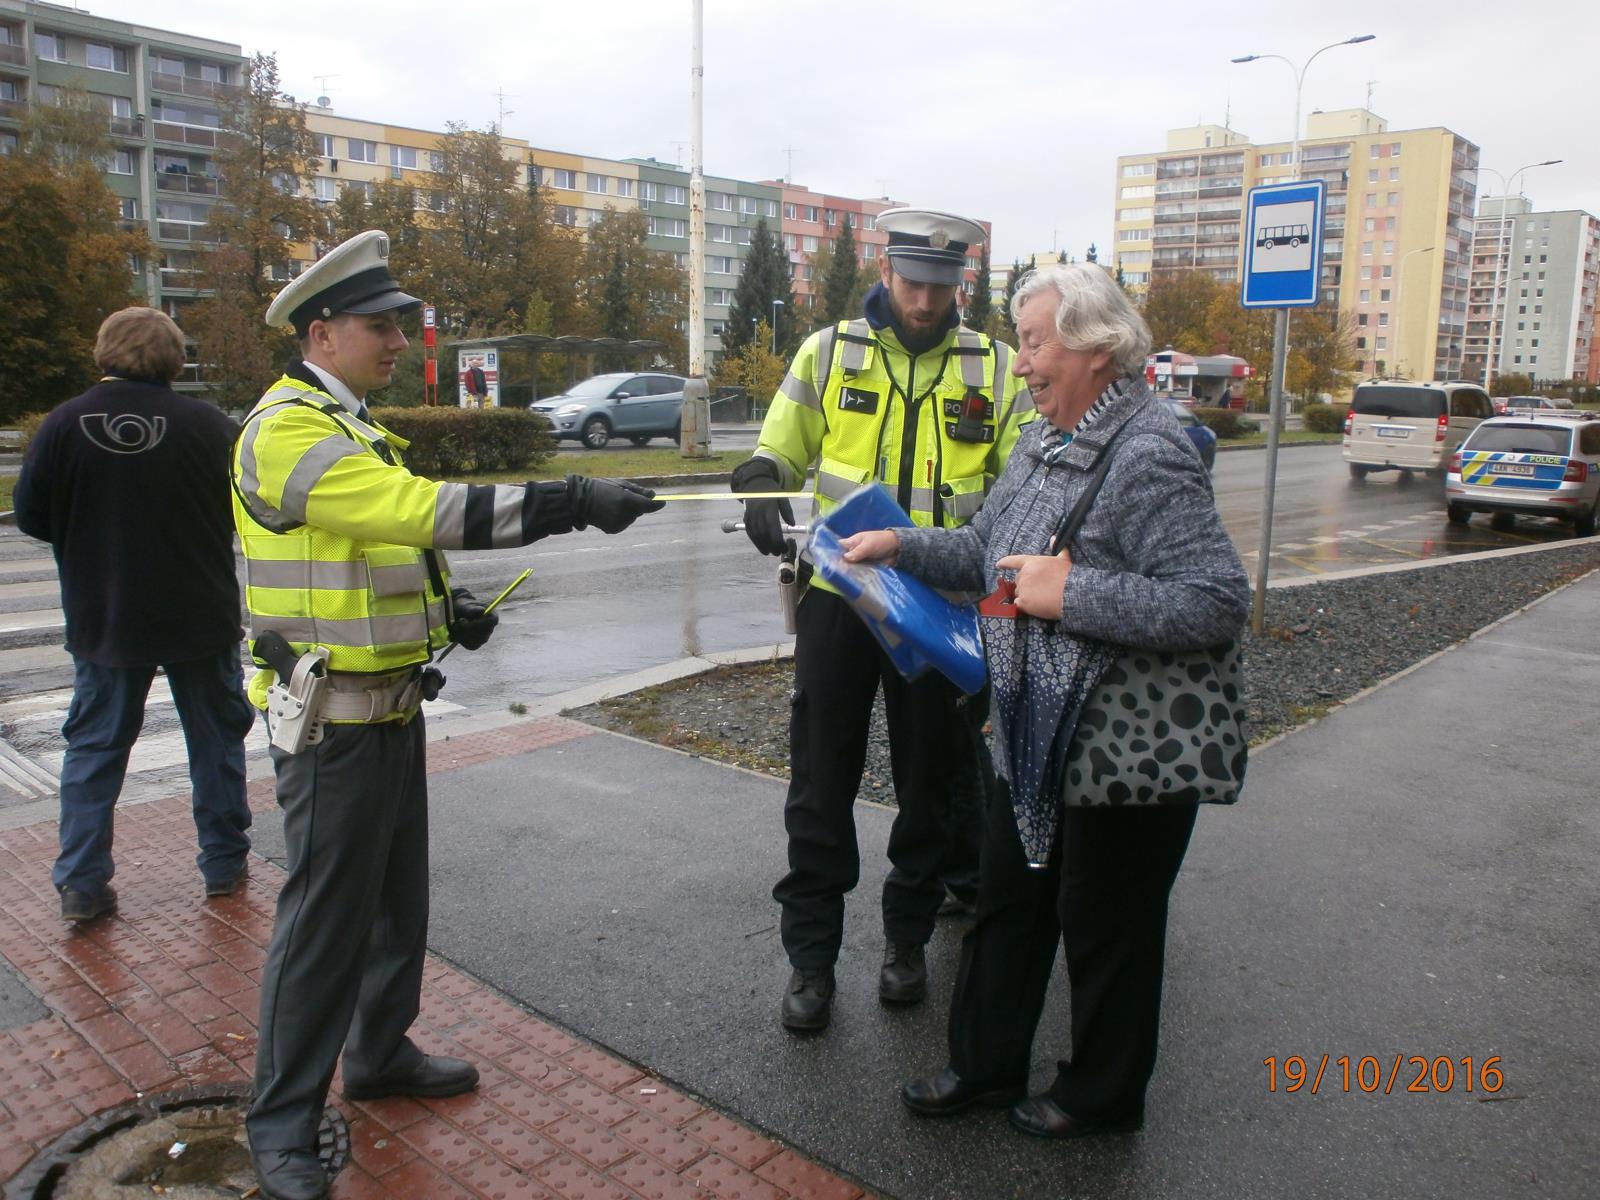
top-left (1251, 307), bottom-right (1291, 635)
top-left (680, 0), bottom-right (711, 457)
top-left (1393, 246), bottom-right (1433, 376)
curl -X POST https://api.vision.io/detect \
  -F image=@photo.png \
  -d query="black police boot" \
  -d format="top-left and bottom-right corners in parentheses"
top-left (879, 941), bottom-right (927, 1005)
top-left (249, 1146), bottom-right (329, 1200)
top-left (780, 966), bottom-right (834, 1031)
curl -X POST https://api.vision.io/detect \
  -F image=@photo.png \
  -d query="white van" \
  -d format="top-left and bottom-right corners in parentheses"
top-left (1342, 381), bottom-right (1494, 480)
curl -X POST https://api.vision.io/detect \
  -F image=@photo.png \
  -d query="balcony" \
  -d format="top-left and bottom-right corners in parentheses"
top-left (153, 121), bottom-right (219, 148)
top-left (109, 115), bottom-right (143, 138)
top-left (157, 171), bottom-right (222, 197)
top-left (0, 43), bottom-right (25, 67)
top-left (155, 221), bottom-right (221, 244)
top-left (150, 71), bottom-right (240, 101)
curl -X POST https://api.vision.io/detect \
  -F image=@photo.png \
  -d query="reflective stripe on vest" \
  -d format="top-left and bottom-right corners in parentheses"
top-left (234, 375), bottom-right (452, 677)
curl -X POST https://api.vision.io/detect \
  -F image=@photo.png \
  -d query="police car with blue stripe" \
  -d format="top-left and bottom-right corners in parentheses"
top-left (1445, 414), bottom-right (1600, 537)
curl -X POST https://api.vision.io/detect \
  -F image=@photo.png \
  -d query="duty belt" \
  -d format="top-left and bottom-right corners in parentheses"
top-left (319, 668), bottom-right (422, 722)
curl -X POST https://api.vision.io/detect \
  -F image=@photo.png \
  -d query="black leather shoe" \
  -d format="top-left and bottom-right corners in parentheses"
top-left (780, 967), bottom-right (834, 1031)
top-left (60, 884), bottom-right (117, 923)
top-left (344, 1054), bottom-right (479, 1100)
top-left (878, 942), bottom-right (926, 1005)
top-left (250, 1146), bottom-right (328, 1200)
top-left (901, 1067), bottom-right (1025, 1117)
top-left (937, 886), bottom-right (977, 917)
top-left (1008, 1095), bottom-right (1144, 1139)
top-left (205, 862), bottom-right (249, 898)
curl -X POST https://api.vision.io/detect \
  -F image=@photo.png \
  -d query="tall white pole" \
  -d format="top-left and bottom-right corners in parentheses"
top-left (681, 0), bottom-right (711, 456)
top-left (1393, 245), bottom-right (1434, 376)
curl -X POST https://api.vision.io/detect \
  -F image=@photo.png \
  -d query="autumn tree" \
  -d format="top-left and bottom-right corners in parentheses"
top-left (577, 208), bottom-right (686, 368)
top-left (713, 321), bottom-right (787, 406)
top-left (0, 153), bottom-right (147, 421)
top-left (1142, 271), bottom-right (1227, 354)
top-left (185, 53), bottom-right (321, 408)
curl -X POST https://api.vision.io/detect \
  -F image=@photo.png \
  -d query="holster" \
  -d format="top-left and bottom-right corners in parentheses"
top-left (263, 646), bottom-right (331, 753)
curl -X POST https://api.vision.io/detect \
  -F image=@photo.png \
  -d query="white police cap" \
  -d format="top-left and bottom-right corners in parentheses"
top-left (265, 229), bottom-right (422, 331)
top-left (877, 208), bottom-right (986, 286)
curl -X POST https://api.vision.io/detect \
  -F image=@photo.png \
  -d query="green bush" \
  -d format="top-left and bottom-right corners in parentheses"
top-left (13, 412), bottom-right (50, 455)
top-left (1301, 402), bottom-right (1349, 434)
top-left (1192, 406), bottom-right (1255, 439)
top-left (369, 406), bottom-right (557, 476)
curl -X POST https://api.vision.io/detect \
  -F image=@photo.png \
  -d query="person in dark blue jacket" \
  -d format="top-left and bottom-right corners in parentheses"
top-left (14, 306), bottom-right (255, 923)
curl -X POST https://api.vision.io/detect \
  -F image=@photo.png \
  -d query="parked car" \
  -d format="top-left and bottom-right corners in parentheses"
top-left (1343, 380), bottom-right (1494, 481)
top-left (528, 372), bottom-right (687, 448)
top-left (1496, 394), bottom-right (1574, 414)
top-left (1444, 415), bottom-right (1600, 537)
top-left (1161, 399), bottom-right (1217, 470)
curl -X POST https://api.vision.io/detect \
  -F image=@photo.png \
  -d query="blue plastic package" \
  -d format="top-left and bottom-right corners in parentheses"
top-left (810, 485), bottom-right (987, 695)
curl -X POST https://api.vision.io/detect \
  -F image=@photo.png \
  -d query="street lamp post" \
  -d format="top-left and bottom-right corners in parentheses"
top-left (1474, 160), bottom-right (1561, 390)
top-left (1392, 246), bottom-right (1434, 376)
top-left (1231, 34), bottom-right (1374, 636)
top-left (770, 299), bottom-right (784, 354)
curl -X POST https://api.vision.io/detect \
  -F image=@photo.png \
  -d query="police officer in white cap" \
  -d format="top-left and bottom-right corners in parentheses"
top-left (731, 209), bottom-right (1034, 1031)
top-left (235, 231), bottom-right (663, 1199)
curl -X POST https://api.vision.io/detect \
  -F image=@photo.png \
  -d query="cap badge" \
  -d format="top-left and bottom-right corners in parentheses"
top-left (929, 230), bottom-right (950, 250)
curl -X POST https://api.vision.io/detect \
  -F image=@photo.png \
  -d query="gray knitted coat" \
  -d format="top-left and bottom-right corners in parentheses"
top-left (895, 377), bottom-right (1249, 862)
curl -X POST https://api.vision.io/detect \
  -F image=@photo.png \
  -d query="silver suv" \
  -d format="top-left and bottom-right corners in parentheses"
top-left (528, 372), bottom-right (686, 449)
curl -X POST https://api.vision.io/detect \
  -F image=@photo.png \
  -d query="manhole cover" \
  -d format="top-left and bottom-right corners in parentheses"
top-left (6, 1083), bottom-right (348, 1199)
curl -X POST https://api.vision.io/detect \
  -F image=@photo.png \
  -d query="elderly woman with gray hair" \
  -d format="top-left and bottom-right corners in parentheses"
top-left (841, 262), bottom-right (1249, 1138)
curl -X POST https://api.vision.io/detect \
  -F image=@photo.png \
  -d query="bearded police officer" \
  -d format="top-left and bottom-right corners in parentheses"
top-left (236, 231), bottom-right (663, 1200)
top-left (732, 209), bottom-right (1034, 1031)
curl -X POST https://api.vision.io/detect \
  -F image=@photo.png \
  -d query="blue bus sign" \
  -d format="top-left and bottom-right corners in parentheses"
top-left (1240, 179), bottom-right (1326, 308)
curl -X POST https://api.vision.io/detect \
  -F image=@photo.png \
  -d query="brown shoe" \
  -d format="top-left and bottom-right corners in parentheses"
top-left (60, 884), bottom-right (117, 923)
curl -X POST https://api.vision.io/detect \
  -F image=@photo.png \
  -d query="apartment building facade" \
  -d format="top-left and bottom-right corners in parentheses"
top-left (0, 0), bottom-right (246, 342)
top-left (1113, 110), bottom-right (1480, 382)
top-left (1465, 197), bottom-right (1600, 386)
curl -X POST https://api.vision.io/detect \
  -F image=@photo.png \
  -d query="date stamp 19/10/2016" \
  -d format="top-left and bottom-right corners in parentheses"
top-left (1264, 1055), bottom-right (1505, 1095)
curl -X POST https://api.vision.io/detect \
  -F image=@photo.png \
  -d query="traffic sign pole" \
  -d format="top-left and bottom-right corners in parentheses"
top-left (1240, 179), bottom-right (1326, 634)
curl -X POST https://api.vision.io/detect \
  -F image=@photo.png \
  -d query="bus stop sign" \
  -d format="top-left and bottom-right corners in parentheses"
top-left (1241, 179), bottom-right (1326, 308)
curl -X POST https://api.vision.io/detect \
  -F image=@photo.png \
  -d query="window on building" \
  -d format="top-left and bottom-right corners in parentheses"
top-left (707, 287), bottom-right (733, 306)
top-left (1380, 289), bottom-right (1392, 302)
top-left (108, 149), bottom-right (134, 174)
top-left (1381, 266), bottom-right (1393, 278)
top-left (662, 184), bottom-right (687, 205)
top-left (0, 131), bottom-right (17, 156)
top-left (347, 138), bottom-right (377, 163)
top-left (1385, 217), bottom-right (1396, 232)
top-left (1387, 191), bottom-right (1398, 206)
top-left (118, 197), bottom-right (138, 220)
top-left (1121, 184), bottom-right (1155, 199)
top-left (314, 176), bottom-right (337, 202)
top-left (803, 205), bottom-right (819, 222)
top-left (553, 205), bottom-right (577, 226)
top-left (740, 195), bottom-right (758, 214)
top-left (1359, 290), bottom-right (1370, 303)
top-left (1362, 242), bottom-right (1374, 256)
top-left (1376, 336), bottom-right (1387, 350)
top-left (1382, 241), bottom-right (1394, 255)
top-left (1118, 228), bottom-right (1150, 242)
top-left (1389, 167), bottom-right (1400, 181)
top-left (586, 173), bottom-right (608, 194)
top-left (710, 224), bottom-right (733, 243)
top-left (1538, 255), bottom-right (1547, 264)
top-left (552, 168), bottom-right (576, 189)
top-left (783, 202), bottom-right (797, 220)
top-left (1356, 336), bottom-right (1367, 349)
top-left (1366, 194), bottom-right (1377, 209)
top-left (1122, 162), bottom-right (1155, 177)
top-left (1370, 144), bottom-right (1380, 159)
top-left (85, 42), bottom-right (128, 72)
top-left (711, 191), bottom-right (733, 210)
top-left (314, 134), bottom-right (333, 157)
top-left (639, 181), bottom-right (657, 201)
top-left (1358, 313), bottom-right (1369, 325)
top-left (1367, 169), bottom-right (1378, 183)
top-left (1390, 143), bottom-right (1401, 156)
top-left (615, 178), bottom-right (634, 198)
top-left (431, 151), bottom-right (446, 173)
top-left (802, 236), bottom-right (819, 252)
top-left (391, 145), bottom-right (417, 169)
top-left (1378, 313), bottom-right (1389, 326)
top-left (34, 32), bottom-right (66, 62)
top-left (1364, 218), bottom-right (1376, 233)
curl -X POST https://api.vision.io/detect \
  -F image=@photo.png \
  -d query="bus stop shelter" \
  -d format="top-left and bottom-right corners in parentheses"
top-left (447, 334), bottom-right (666, 407)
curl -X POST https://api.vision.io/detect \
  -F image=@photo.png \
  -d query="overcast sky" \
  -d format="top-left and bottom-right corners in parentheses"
top-left (97, 0), bottom-right (1596, 265)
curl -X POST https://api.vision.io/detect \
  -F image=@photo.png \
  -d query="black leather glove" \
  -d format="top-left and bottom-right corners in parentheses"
top-left (731, 458), bottom-right (794, 558)
top-left (448, 587), bottom-right (498, 651)
top-left (567, 475), bottom-right (665, 534)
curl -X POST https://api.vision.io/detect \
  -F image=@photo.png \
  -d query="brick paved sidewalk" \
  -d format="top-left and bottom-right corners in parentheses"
top-left (0, 718), bottom-right (869, 1199)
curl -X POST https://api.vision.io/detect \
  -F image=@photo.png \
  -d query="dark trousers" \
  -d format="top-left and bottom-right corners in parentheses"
top-left (54, 646), bottom-right (254, 894)
top-left (248, 715), bottom-right (431, 1153)
top-left (774, 588), bottom-right (988, 969)
top-left (948, 780), bottom-right (1198, 1121)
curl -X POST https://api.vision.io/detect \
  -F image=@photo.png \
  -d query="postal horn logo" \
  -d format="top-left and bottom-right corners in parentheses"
top-left (80, 413), bottom-right (167, 454)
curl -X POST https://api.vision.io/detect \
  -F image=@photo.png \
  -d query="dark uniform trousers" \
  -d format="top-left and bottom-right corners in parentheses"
top-left (948, 779), bottom-right (1198, 1122)
top-left (774, 588), bottom-right (987, 970)
top-left (247, 713), bottom-right (431, 1152)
